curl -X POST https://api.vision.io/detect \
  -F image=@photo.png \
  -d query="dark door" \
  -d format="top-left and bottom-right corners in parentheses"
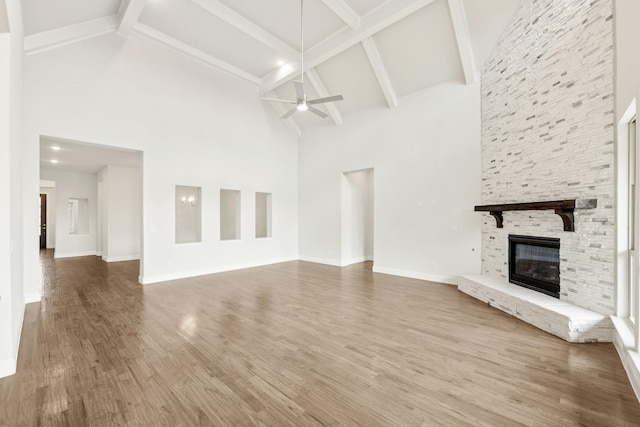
top-left (39, 194), bottom-right (47, 249)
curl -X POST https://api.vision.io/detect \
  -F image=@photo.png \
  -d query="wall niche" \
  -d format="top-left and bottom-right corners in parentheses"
top-left (220, 189), bottom-right (241, 240)
top-left (175, 185), bottom-right (201, 244)
top-left (255, 192), bottom-right (272, 238)
top-left (68, 197), bottom-right (89, 235)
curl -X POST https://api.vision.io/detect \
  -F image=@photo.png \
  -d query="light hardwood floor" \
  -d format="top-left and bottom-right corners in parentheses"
top-left (1, 251), bottom-right (639, 426)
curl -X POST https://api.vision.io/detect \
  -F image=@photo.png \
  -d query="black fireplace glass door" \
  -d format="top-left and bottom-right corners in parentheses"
top-left (509, 235), bottom-right (560, 298)
top-left (514, 244), bottom-right (560, 285)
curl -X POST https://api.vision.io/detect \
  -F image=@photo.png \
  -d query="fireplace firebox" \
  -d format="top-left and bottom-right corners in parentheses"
top-left (508, 235), bottom-right (560, 298)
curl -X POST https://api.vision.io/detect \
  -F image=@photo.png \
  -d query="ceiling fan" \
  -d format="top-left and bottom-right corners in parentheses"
top-left (261, 0), bottom-right (344, 119)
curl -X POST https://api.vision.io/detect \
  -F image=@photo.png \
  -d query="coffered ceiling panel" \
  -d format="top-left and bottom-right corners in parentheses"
top-left (216, 0), bottom-right (346, 51)
top-left (22, 0), bottom-right (122, 35)
top-left (140, 0), bottom-right (280, 77)
top-left (313, 43), bottom-right (387, 116)
top-left (372, 0), bottom-right (463, 97)
top-left (344, 0), bottom-right (391, 17)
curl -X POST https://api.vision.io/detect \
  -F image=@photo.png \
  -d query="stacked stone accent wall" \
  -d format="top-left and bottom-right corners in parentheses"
top-left (480, 0), bottom-right (615, 314)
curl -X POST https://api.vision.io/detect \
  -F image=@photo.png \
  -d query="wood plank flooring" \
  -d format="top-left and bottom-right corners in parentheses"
top-left (1, 251), bottom-right (640, 426)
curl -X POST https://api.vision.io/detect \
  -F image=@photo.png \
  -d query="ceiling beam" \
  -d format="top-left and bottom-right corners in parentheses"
top-left (319, 0), bottom-right (360, 29)
top-left (117, 0), bottom-right (147, 37)
top-left (361, 37), bottom-right (397, 109)
top-left (24, 15), bottom-right (118, 55)
top-left (261, 0), bottom-right (436, 92)
top-left (135, 23), bottom-right (261, 85)
top-left (191, 0), bottom-right (299, 61)
top-left (305, 68), bottom-right (342, 126)
top-left (265, 91), bottom-right (302, 138)
top-left (447, 0), bottom-right (476, 85)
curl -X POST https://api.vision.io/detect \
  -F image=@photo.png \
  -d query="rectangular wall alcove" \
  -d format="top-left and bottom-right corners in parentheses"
top-left (175, 185), bottom-right (201, 244)
top-left (220, 189), bottom-right (241, 240)
top-left (255, 192), bottom-right (272, 238)
top-left (68, 197), bottom-right (89, 235)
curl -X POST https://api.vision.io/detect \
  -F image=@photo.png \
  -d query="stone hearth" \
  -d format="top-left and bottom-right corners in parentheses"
top-left (458, 276), bottom-right (613, 343)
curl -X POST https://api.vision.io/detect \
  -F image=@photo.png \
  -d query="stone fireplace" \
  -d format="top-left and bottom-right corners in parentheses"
top-left (458, 0), bottom-right (616, 342)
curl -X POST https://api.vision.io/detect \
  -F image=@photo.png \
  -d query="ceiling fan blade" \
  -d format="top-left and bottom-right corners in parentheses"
top-left (307, 94), bottom-right (344, 105)
top-left (261, 97), bottom-right (296, 104)
top-left (293, 80), bottom-right (305, 101)
top-left (308, 106), bottom-right (328, 118)
top-left (281, 106), bottom-right (298, 119)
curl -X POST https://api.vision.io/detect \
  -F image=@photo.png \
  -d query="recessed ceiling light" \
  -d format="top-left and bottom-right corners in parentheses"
top-left (50, 159), bottom-right (58, 164)
top-left (51, 146), bottom-right (61, 151)
top-left (277, 60), bottom-right (286, 67)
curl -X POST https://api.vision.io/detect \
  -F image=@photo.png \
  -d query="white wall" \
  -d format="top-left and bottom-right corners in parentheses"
top-left (0, 0), bottom-right (23, 379)
top-left (299, 82), bottom-right (482, 283)
top-left (24, 32), bottom-right (299, 285)
top-left (40, 168), bottom-right (98, 258)
top-left (103, 165), bottom-right (141, 261)
top-left (615, 0), bottom-right (640, 122)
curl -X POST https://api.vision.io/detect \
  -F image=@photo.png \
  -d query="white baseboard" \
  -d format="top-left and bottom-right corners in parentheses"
top-left (54, 250), bottom-right (97, 259)
top-left (24, 292), bottom-right (41, 304)
top-left (139, 256), bottom-right (298, 285)
top-left (372, 266), bottom-right (457, 285)
top-left (102, 255), bottom-right (140, 263)
top-left (612, 316), bottom-right (640, 402)
top-left (96, 251), bottom-right (102, 256)
top-left (0, 358), bottom-right (16, 378)
top-left (298, 256), bottom-right (343, 267)
top-left (341, 257), bottom-right (369, 266)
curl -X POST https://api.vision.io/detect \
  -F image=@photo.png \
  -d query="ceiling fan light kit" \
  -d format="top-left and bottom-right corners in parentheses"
top-left (261, 0), bottom-right (344, 119)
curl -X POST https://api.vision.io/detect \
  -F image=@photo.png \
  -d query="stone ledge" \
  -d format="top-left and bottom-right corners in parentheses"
top-left (458, 275), bottom-right (613, 343)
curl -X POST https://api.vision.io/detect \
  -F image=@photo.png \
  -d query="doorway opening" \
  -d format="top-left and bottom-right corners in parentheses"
top-left (39, 194), bottom-right (46, 249)
top-left (39, 136), bottom-right (143, 280)
top-left (341, 168), bottom-right (374, 267)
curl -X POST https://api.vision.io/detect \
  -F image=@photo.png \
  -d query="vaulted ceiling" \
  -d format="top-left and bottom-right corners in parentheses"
top-left (22, 0), bottom-right (520, 135)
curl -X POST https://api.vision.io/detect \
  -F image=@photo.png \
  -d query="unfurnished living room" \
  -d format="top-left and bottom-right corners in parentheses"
top-left (2, 0), bottom-right (640, 425)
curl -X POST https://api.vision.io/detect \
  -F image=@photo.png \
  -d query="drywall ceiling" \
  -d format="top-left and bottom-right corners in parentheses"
top-left (22, 0), bottom-right (520, 134)
top-left (40, 137), bottom-right (141, 174)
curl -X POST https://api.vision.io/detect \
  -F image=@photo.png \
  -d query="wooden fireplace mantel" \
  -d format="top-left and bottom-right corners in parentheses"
top-left (473, 199), bottom-right (597, 232)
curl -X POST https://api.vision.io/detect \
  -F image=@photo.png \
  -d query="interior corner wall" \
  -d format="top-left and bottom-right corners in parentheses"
top-left (40, 168), bottom-right (98, 259)
top-left (0, 30), bottom-right (13, 377)
top-left (102, 165), bottom-right (141, 262)
top-left (613, 0), bottom-right (640, 404)
top-left (23, 32), bottom-right (299, 285)
top-left (615, 0), bottom-right (640, 121)
top-left (0, 0), bottom-right (23, 379)
top-left (299, 82), bottom-right (482, 282)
